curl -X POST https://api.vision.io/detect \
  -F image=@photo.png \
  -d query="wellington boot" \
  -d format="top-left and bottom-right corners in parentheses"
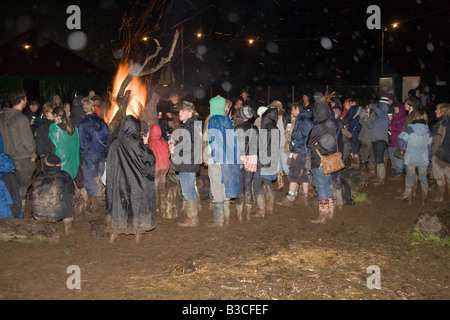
top-left (327, 197), bottom-right (335, 220)
top-left (374, 164), bottom-right (386, 185)
top-left (265, 192), bottom-right (274, 215)
top-left (235, 198), bottom-right (244, 222)
top-left (206, 202), bottom-right (224, 228)
top-left (63, 218), bottom-right (73, 236)
top-left (276, 173), bottom-right (285, 191)
top-left (224, 199), bottom-right (231, 225)
top-left (294, 193), bottom-right (309, 207)
top-left (109, 231), bottom-right (119, 243)
top-left (135, 233), bottom-right (144, 244)
top-left (244, 196), bottom-right (252, 221)
top-left (397, 187), bottom-right (412, 204)
top-left (276, 194), bottom-right (295, 207)
top-left (429, 184), bottom-right (444, 202)
top-left (311, 201), bottom-right (328, 224)
top-left (177, 199), bottom-right (199, 227)
top-left (253, 194), bottom-right (265, 218)
top-left (421, 185), bottom-right (428, 207)
top-left (368, 163), bottom-right (376, 178)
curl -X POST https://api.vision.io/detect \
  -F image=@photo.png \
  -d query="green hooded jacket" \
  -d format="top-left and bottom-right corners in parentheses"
top-left (49, 123), bottom-right (80, 178)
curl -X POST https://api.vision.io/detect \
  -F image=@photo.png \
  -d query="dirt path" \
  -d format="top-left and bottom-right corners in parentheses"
top-left (0, 173), bottom-right (448, 300)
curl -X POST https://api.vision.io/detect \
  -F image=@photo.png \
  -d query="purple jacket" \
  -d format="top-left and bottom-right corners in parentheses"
top-left (389, 103), bottom-right (406, 148)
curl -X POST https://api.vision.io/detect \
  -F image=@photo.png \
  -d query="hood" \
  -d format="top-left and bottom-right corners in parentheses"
top-left (378, 101), bottom-right (389, 113)
top-left (392, 103), bottom-right (406, 122)
top-left (210, 96), bottom-right (226, 116)
top-left (149, 123), bottom-right (162, 141)
top-left (118, 115), bottom-right (140, 139)
top-left (0, 152), bottom-right (15, 176)
top-left (2, 107), bottom-right (20, 120)
top-left (312, 102), bottom-right (330, 124)
top-left (410, 121), bottom-right (429, 135)
top-left (261, 108), bottom-right (278, 129)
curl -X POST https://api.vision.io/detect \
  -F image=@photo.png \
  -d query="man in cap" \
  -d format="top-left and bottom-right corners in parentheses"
top-left (170, 101), bottom-right (202, 227)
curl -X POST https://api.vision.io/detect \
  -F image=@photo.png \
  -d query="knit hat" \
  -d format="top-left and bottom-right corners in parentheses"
top-left (238, 106), bottom-right (256, 120)
top-left (257, 106), bottom-right (268, 117)
top-left (379, 96), bottom-right (390, 105)
top-left (386, 93), bottom-right (395, 101)
top-left (45, 154), bottom-right (61, 167)
top-left (209, 96), bottom-right (226, 116)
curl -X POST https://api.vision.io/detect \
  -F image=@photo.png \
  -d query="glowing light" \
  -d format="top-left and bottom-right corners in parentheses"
top-left (249, 39), bottom-right (254, 44)
top-left (142, 37), bottom-right (148, 41)
top-left (393, 23), bottom-right (398, 28)
top-left (197, 33), bottom-right (202, 38)
top-left (24, 44), bottom-right (30, 49)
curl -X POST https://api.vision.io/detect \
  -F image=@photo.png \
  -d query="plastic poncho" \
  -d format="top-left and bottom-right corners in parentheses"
top-left (49, 123), bottom-right (80, 178)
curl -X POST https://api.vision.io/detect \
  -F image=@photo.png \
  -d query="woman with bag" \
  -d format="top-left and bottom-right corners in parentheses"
top-left (235, 107), bottom-right (258, 221)
top-left (307, 95), bottom-right (338, 224)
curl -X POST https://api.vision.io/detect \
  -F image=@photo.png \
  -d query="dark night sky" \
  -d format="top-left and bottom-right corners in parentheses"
top-left (1, 0), bottom-right (449, 97)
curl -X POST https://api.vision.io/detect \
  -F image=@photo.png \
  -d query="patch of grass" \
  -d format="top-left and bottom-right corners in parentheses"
top-left (354, 192), bottom-right (369, 202)
top-left (410, 231), bottom-right (450, 247)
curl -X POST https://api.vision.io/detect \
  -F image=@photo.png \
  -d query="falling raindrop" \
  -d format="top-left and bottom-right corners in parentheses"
top-left (266, 42), bottom-right (279, 53)
top-left (67, 31), bottom-right (88, 50)
top-left (353, 55), bottom-right (359, 62)
top-left (195, 88), bottom-right (206, 99)
top-left (320, 37), bottom-right (333, 50)
top-left (406, 46), bottom-right (411, 52)
top-left (357, 48), bottom-right (365, 56)
top-left (426, 42), bottom-right (434, 52)
top-left (16, 15), bottom-right (31, 32)
top-left (221, 81), bottom-right (232, 92)
top-left (197, 45), bottom-right (207, 55)
top-left (228, 12), bottom-right (239, 23)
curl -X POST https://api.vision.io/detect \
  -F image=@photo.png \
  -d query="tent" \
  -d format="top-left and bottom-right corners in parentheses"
top-left (0, 30), bottom-right (113, 104)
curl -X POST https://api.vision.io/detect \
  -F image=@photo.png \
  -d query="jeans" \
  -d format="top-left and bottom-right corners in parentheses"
top-left (15, 158), bottom-right (36, 200)
top-left (253, 177), bottom-right (274, 195)
top-left (406, 165), bottom-right (428, 189)
top-left (372, 140), bottom-right (387, 164)
top-left (312, 167), bottom-right (333, 201)
top-left (238, 169), bottom-right (254, 200)
top-left (208, 163), bottom-right (226, 202)
top-left (179, 172), bottom-right (197, 201)
top-left (83, 156), bottom-right (104, 197)
top-left (278, 146), bottom-right (290, 175)
top-left (388, 147), bottom-right (404, 177)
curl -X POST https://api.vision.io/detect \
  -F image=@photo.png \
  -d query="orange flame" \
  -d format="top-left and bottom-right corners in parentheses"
top-left (105, 62), bottom-right (147, 125)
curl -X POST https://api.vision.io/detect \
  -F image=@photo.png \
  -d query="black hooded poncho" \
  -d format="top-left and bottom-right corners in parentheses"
top-left (105, 115), bottom-right (156, 234)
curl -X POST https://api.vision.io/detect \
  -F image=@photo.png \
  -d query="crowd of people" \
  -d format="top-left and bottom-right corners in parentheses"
top-left (0, 86), bottom-right (448, 244)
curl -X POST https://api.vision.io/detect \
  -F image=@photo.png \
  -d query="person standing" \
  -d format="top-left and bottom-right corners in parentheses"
top-left (78, 97), bottom-right (110, 213)
top-left (430, 102), bottom-right (450, 202)
top-left (307, 98), bottom-right (337, 224)
top-left (253, 108), bottom-right (279, 217)
top-left (205, 96), bottom-right (241, 227)
top-left (49, 106), bottom-right (80, 179)
top-left (387, 103), bottom-right (407, 180)
top-left (170, 101), bottom-right (202, 227)
top-left (235, 106), bottom-right (258, 222)
top-left (397, 111), bottom-right (433, 206)
top-left (105, 115), bottom-right (156, 243)
top-left (35, 103), bottom-right (55, 167)
top-left (0, 90), bottom-right (37, 202)
top-left (148, 123), bottom-right (170, 212)
top-left (276, 102), bottom-right (313, 207)
top-left (365, 97), bottom-right (390, 185)
top-left (240, 89), bottom-right (256, 113)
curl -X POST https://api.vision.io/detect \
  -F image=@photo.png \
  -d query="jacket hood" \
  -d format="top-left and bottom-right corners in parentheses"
top-left (210, 96), bottom-right (226, 116)
top-left (261, 108), bottom-right (278, 129)
top-left (0, 152), bottom-right (15, 176)
top-left (378, 101), bottom-right (389, 113)
top-left (410, 121), bottom-right (429, 135)
top-left (150, 123), bottom-right (162, 141)
top-left (312, 102), bottom-right (330, 124)
top-left (118, 115), bottom-right (140, 139)
top-left (2, 107), bottom-right (20, 120)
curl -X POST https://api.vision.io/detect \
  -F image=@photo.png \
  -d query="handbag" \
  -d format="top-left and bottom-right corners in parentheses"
top-left (315, 134), bottom-right (345, 174)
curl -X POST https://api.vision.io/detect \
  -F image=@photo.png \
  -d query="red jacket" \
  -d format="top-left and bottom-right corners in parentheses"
top-left (148, 123), bottom-right (170, 179)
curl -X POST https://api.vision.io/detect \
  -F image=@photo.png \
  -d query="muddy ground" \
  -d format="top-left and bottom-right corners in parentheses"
top-left (0, 167), bottom-right (449, 301)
